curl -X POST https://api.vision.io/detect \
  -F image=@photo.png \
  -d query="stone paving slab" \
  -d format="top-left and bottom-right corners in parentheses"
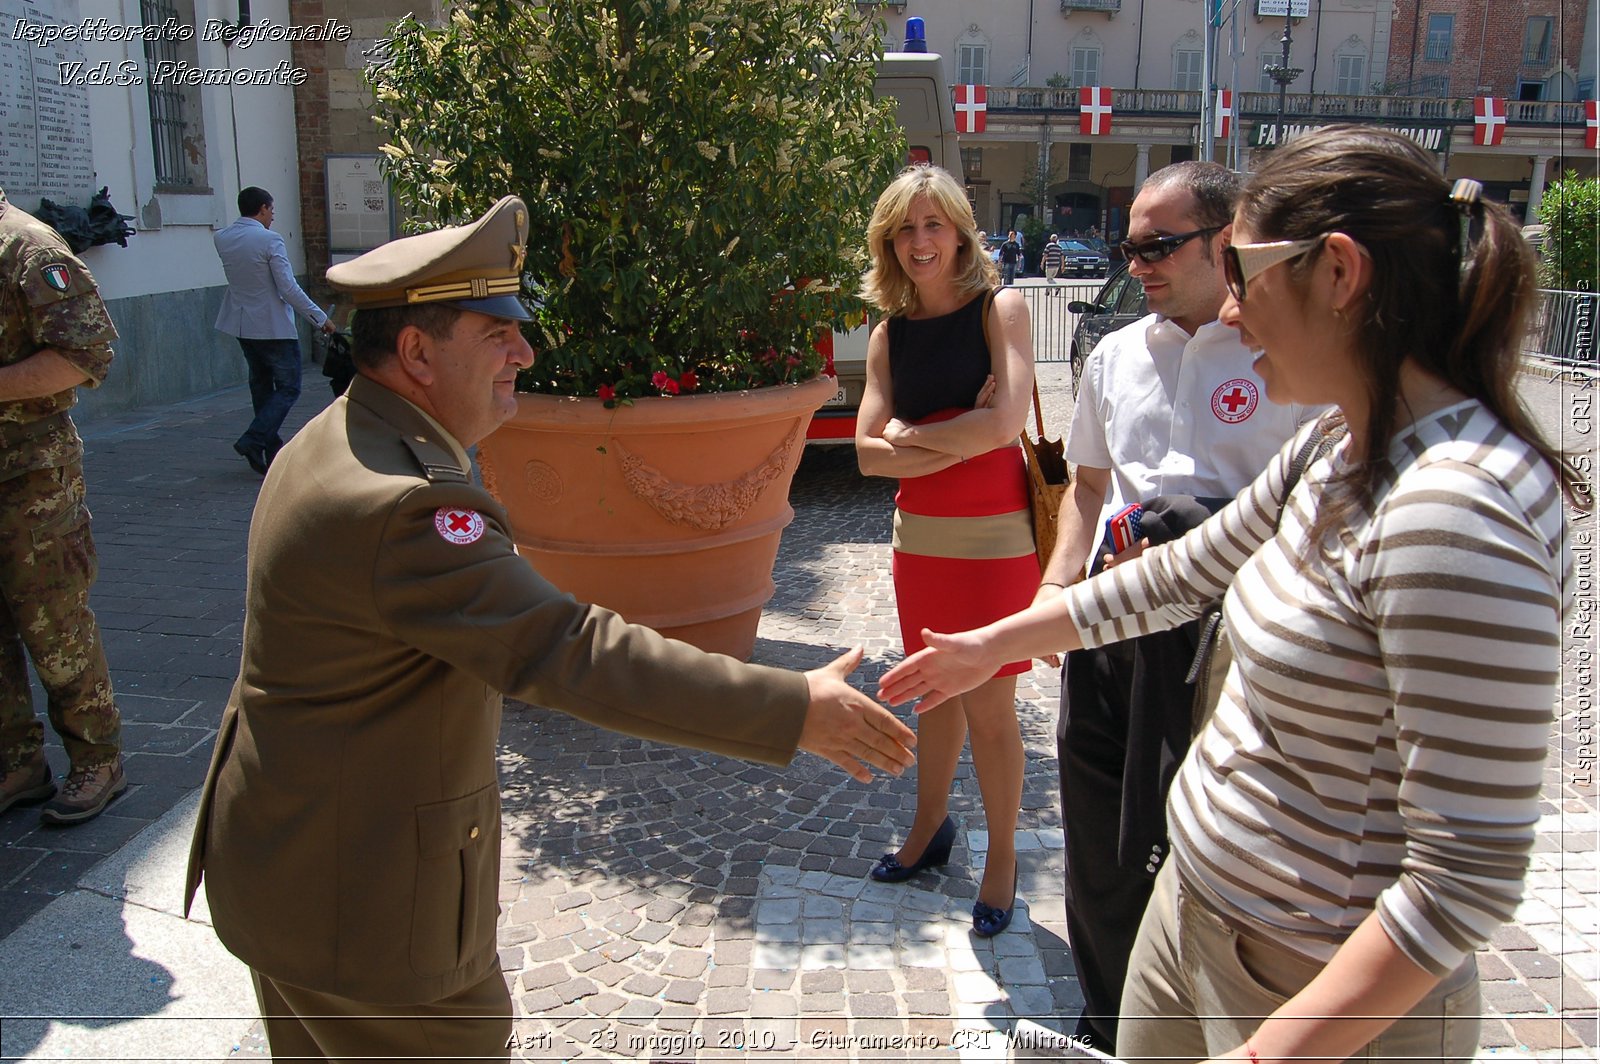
top-left (0, 338), bottom-right (1593, 1060)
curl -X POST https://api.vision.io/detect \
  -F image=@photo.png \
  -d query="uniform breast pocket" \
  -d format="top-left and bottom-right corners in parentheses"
top-left (409, 781), bottom-right (500, 979)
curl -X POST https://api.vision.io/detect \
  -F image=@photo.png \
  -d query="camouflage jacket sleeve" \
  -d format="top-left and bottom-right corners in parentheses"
top-left (13, 243), bottom-right (117, 387)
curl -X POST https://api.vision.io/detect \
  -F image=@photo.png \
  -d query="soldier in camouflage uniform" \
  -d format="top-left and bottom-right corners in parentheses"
top-left (0, 187), bottom-right (125, 825)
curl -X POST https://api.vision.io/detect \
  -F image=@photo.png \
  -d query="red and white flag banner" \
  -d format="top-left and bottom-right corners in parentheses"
top-left (1473, 96), bottom-right (1506, 146)
top-left (954, 84), bottom-right (987, 135)
top-left (1214, 89), bottom-right (1233, 139)
top-left (1080, 86), bottom-right (1113, 136)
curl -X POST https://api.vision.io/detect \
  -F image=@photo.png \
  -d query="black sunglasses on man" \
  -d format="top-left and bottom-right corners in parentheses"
top-left (1119, 226), bottom-right (1224, 265)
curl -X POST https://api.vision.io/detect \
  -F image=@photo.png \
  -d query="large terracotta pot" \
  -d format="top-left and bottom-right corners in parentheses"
top-left (476, 375), bottom-right (834, 660)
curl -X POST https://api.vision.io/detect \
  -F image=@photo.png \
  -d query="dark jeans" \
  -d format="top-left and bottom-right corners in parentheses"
top-left (1001, 261), bottom-right (1018, 285)
top-left (236, 338), bottom-right (302, 453)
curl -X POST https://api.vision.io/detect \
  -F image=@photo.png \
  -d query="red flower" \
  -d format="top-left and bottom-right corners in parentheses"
top-left (662, 378), bottom-right (680, 395)
top-left (651, 370), bottom-right (671, 390)
top-left (597, 384), bottom-right (615, 402)
top-left (678, 371), bottom-right (699, 392)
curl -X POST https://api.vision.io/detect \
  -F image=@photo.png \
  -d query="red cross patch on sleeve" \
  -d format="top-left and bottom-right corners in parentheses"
top-left (434, 507), bottom-right (486, 545)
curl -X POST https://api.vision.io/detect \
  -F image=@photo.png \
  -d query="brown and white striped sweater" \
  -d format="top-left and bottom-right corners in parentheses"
top-left (1066, 401), bottom-right (1572, 977)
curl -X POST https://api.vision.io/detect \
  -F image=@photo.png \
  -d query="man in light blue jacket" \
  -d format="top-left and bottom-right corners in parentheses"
top-left (214, 187), bottom-right (334, 474)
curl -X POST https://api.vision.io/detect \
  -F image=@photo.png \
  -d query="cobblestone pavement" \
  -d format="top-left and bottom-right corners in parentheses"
top-left (0, 329), bottom-right (1594, 1060)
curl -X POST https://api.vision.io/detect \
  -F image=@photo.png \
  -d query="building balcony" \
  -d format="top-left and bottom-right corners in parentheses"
top-left (1060, 0), bottom-right (1121, 13)
top-left (974, 85), bottom-right (1584, 128)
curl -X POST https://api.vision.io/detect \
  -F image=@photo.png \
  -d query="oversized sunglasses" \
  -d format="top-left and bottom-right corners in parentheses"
top-left (1222, 237), bottom-right (1325, 302)
top-left (1118, 226), bottom-right (1223, 264)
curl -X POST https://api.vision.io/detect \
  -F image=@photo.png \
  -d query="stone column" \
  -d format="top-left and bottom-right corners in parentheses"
top-left (1528, 155), bottom-right (1552, 220)
top-left (1134, 144), bottom-right (1152, 191)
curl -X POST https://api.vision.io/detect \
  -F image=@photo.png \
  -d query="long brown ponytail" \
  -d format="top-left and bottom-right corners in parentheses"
top-left (1238, 126), bottom-right (1587, 543)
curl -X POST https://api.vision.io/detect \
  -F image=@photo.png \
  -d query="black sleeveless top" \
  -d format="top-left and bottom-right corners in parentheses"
top-left (887, 291), bottom-right (992, 423)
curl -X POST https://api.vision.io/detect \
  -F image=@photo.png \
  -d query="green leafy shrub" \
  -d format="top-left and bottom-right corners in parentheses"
top-left (1536, 173), bottom-right (1600, 293)
top-left (368, 0), bottom-right (905, 401)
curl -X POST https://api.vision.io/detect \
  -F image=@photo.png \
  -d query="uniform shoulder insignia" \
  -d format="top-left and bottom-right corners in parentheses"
top-left (434, 507), bottom-right (486, 545)
top-left (400, 433), bottom-right (469, 483)
top-left (40, 262), bottom-right (72, 292)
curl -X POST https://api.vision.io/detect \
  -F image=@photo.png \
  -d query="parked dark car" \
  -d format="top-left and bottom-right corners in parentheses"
top-left (1067, 261), bottom-right (1147, 395)
top-left (1057, 238), bottom-right (1108, 278)
top-left (1076, 235), bottom-right (1117, 262)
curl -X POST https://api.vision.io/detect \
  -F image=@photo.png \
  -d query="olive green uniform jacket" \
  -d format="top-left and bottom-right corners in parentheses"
top-left (185, 375), bottom-right (809, 1005)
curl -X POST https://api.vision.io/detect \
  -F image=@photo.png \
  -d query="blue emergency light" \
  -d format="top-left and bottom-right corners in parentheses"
top-left (903, 17), bottom-right (927, 53)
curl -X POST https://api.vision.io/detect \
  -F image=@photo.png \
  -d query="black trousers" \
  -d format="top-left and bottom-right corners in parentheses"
top-left (1057, 620), bottom-right (1201, 1054)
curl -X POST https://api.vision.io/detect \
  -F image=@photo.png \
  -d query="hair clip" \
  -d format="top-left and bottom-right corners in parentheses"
top-left (1447, 178), bottom-right (1485, 266)
top-left (1448, 178), bottom-right (1484, 215)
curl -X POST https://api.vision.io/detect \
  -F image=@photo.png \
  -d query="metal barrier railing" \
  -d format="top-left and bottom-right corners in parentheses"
top-left (1524, 289), bottom-right (1597, 381)
top-left (1010, 280), bottom-right (1104, 364)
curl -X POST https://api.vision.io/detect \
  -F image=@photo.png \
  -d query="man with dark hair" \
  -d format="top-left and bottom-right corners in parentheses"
top-left (0, 187), bottom-right (126, 825)
top-left (186, 196), bottom-right (917, 1058)
top-left (213, 186), bottom-right (334, 475)
top-left (1035, 161), bottom-right (1312, 1051)
top-left (998, 228), bottom-right (1022, 285)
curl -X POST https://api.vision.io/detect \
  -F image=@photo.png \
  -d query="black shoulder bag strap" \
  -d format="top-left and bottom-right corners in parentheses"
top-left (1185, 423), bottom-right (1332, 732)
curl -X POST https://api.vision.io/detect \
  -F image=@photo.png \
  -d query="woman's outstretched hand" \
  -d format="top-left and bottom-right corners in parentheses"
top-left (878, 627), bottom-right (1003, 712)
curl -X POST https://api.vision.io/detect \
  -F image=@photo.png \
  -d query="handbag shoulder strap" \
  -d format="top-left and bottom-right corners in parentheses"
top-left (1274, 421), bottom-right (1332, 533)
top-left (979, 286), bottom-right (1047, 438)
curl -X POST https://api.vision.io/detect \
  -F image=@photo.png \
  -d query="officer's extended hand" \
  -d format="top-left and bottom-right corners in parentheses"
top-left (799, 648), bottom-right (916, 783)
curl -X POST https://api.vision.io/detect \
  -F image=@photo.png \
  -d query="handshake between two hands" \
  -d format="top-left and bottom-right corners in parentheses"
top-left (798, 626), bottom-right (1018, 784)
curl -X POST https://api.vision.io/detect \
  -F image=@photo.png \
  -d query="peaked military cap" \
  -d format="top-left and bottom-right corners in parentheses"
top-left (326, 195), bottom-right (532, 321)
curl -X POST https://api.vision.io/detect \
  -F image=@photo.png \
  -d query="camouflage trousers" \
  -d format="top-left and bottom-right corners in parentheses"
top-left (0, 459), bottom-right (119, 771)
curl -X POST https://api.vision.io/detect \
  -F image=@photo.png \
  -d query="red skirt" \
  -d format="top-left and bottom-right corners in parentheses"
top-left (892, 412), bottom-right (1040, 679)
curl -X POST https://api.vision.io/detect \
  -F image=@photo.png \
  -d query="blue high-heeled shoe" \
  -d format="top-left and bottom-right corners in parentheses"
top-left (869, 815), bottom-right (956, 883)
top-left (972, 868), bottom-right (1018, 937)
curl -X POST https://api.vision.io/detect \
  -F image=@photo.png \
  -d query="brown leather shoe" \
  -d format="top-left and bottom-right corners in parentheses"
top-left (0, 754), bottom-right (55, 815)
top-left (40, 757), bottom-right (126, 825)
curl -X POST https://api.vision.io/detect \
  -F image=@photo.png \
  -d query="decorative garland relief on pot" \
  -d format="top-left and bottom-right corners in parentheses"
top-left (617, 425), bottom-right (801, 531)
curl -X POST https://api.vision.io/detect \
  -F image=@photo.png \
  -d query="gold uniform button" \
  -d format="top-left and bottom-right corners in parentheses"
top-left (469, 826), bottom-right (480, 840)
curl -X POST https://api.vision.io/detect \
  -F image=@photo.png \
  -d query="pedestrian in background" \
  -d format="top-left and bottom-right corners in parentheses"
top-left (213, 186), bottom-right (334, 475)
top-left (0, 187), bottom-right (127, 825)
top-left (998, 229), bottom-right (1022, 285)
top-left (882, 126), bottom-right (1580, 1064)
top-left (1041, 233), bottom-right (1064, 288)
top-left (855, 165), bottom-right (1037, 937)
top-left (186, 196), bottom-right (916, 1059)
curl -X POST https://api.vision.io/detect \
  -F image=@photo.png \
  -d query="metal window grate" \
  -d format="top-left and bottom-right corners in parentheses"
top-left (141, 0), bottom-right (192, 187)
top-left (1424, 16), bottom-right (1453, 63)
top-left (1524, 18), bottom-right (1553, 65)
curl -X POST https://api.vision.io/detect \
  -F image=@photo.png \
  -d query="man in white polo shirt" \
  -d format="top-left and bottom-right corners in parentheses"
top-left (1035, 162), bottom-right (1312, 1053)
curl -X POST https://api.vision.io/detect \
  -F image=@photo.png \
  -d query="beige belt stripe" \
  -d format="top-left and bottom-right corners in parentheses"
top-left (892, 508), bottom-right (1035, 560)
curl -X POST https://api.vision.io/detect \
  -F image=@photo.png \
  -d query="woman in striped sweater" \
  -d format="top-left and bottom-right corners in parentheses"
top-left (880, 126), bottom-right (1586, 1063)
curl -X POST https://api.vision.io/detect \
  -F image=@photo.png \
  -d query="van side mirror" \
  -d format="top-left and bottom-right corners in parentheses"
top-left (1067, 301), bottom-right (1099, 314)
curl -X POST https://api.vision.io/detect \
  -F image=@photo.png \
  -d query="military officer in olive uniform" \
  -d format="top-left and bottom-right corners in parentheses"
top-left (185, 196), bottom-right (918, 1060)
top-left (0, 188), bottom-right (126, 825)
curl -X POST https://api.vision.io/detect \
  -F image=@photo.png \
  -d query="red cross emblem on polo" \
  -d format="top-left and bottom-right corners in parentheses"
top-left (434, 507), bottom-right (486, 545)
top-left (1211, 378), bottom-right (1259, 424)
